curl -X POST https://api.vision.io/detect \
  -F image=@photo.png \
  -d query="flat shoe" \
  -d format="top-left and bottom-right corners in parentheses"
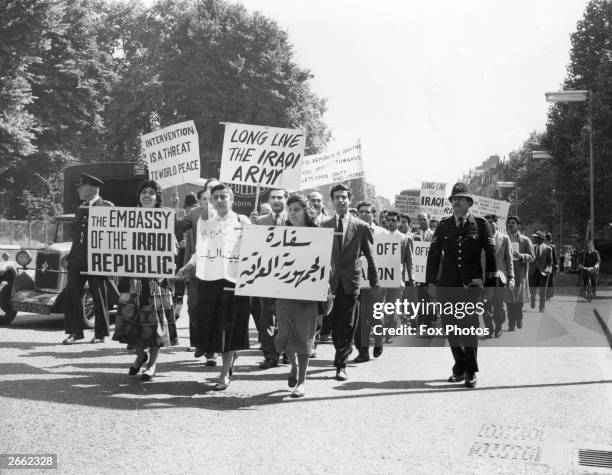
top-left (288, 374), bottom-right (298, 388)
top-left (128, 353), bottom-right (149, 376)
top-left (213, 376), bottom-right (230, 391)
top-left (291, 384), bottom-right (305, 398)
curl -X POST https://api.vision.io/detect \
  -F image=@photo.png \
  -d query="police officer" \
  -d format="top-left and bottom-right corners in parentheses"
top-left (63, 174), bottom-right (113, 344)
top-left (425, 183), bottom-right (497, 388)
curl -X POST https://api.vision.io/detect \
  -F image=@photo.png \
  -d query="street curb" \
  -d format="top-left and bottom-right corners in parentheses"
top-left (593, 306), bottom-right (612, 349)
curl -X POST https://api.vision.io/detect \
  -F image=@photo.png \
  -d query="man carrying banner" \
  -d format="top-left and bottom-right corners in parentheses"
top-left (504, 216), bottom-right (534, 331)
top-left (322, 184), bottom-right (379, 380)
top-left (63, 174), bottom-right (114, 345)
top-left (426, 183), bottom-right (497, 388)
top-left (253, 188), bottom-right (289, 369)
top-left (353, 201), bottom-right (387, 362)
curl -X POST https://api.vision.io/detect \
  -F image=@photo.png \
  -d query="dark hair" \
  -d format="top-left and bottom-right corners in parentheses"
top-left (386, 211), bottom-right (399, 220)
top-left (136, 179), bottom-right (162, 208)
top-left (184, 193), bottom-right (197, 209)
top-left (270, 188), bottom-right (289, 199)
top-left (506, 215), bottom-right (521, 225)
top-left (484, 214), bottom-right (498, 222)
top-left (430, 217), bottom-right (439, 222)
top-left (285, 194), bottom-right (317, 227)
top-left (356, 200), bottom-right (375, 213)
top-left (210, 183), bottom-right (233, 197)
top-left (545, 232), bottom-right (552, 241)
top-left (330, 183), bottom-right (352, 200)
top-left (196, 189), bottom-right (206, 200)
top-left (204, 177), bottom-right (219, 190)
top-left (399, 213), bottom-right (411, 223)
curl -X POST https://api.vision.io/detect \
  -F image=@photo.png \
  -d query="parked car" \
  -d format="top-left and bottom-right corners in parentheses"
top-left (0, 215), bottom-right (116, 327)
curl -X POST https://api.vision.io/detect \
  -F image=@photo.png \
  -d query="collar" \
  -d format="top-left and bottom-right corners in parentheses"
top-left (214, 211), bottom-right (237, 222)
top-left (88, 196), bottom-right (100, 206)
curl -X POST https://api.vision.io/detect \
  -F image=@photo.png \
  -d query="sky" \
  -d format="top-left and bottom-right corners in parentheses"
top-left (225, 0), bottom-right (589, 199)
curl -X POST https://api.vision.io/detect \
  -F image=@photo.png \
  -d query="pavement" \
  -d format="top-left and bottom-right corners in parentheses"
top-left (0, 285), bottom-right (611, 474)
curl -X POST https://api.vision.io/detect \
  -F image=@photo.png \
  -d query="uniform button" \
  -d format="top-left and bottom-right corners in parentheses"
top-left (458, 256), bottom-right (462, 261)
top-left (458, 264), bottom-right (462, 268)
top-left (458, 250), bottom-right (462, 254)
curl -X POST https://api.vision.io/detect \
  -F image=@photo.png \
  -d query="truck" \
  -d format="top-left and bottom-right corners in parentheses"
top-left (0, 162), bottom-right (148, 326)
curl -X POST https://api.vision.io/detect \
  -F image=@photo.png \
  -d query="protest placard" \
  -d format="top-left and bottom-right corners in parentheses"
top-left (220, 123), bottom-right (306, 190)
top-left (470, 195), bottom-right (512, 233)
top-left (87, 207), bottom-right (176, 278)
top-left (420, 181), bottom-right (451, 219)
top-left (141, 120), bottom-right (200, 188)
top-left (412, 241), bottom-right (431, 284)
top-left (195, 214), bottom-right (245, 282)
top-left (300, 140), bottom-right (364, 189)
top-left (360, 234), bottom-right (403, 288)
top-left (395, 194), bottom-right (420, 222)
top-left (235, 225), bottom-right (333, 301)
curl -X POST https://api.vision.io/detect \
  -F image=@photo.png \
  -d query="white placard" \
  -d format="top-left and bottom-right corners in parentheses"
top-left (195, 214), bottom-right (244, 282)
top-left (395, 194), bottom-right (420, 222)
top-left (420, 181), bottom-right (451, 219)
top-left (87, 207), bottom-right (176, 278)
top-left (235, 225), bottom-right (333, 301)
top-left (413, 241), bottom-right (431, 284)
top-left (300, 140), bottom-right (364, 189)
top-left (220, 123), bottom-right (305, 190)
top-left (360, 234), bottom-right (403, 288)
top-left (470, 195), bottom-right (512, 233)
top-left (141, 120), bottom-right (200, 188)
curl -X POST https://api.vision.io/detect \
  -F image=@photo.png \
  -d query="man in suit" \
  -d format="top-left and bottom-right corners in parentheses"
top-left (322, 184), bottom-right (379, 381)
top-left (545, 233), bottom-right (558, 300)
top-left (426, 183), bottom-right (497, 388)
top-left (176, 178), bottom-right (219, 364)
top-left (483, 214), bottom-right (514, 338)
top-left (416, 212), bottom-right (434, 242)
top-left (253, 188), bottom-right (289, 369)
top-left (530, 231), bottom-right (553, 312)
top-left (308, 191), bottom-right (329, 225)
top-left (63, 174), bottom-right (113, 344)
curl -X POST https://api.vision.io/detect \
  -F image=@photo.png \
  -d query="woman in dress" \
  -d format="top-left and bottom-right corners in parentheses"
top-left (275, 194), bottom-right (324, 398)
top-left (178, 183), bottom-right (251, 391)
top-left (113, 179), bottom-right (178, 381)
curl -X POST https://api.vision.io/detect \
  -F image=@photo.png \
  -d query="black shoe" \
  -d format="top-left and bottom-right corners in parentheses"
top-left (205, 356), bottom-right (218, 366)
top-left (464, 373), bottom-right (477, 388)
top-left (194, 348), bottom-right (205, 358)
top-left (448, 373), bottom-right (465, 383)
top-left (517, 321), bottom-right (523, 329)
top-left (353, 354), bottom-right (370, 363)
top-left (335, 368), bottom-right (348, 381)
top-left (90, 337), bottom-right (105, 344)
top-left (494, 328), bottom-right (503, 338)
top-left (309, 351), bottom-right (317, 358)
top-left (128, 353), bottom-right (149, 376)
top-left (281, 353), bottom-right (290, 365)
top-left (373, 346), bottom-right (383, 358)
top-left (259, 359), bottom-right (278, 369)
top-left (319, 333), bottom-right (330, 342)
top-left (507, 326), bottom-right (515, 332)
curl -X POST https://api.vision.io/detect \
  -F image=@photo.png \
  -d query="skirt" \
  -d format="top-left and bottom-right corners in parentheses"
top-left (113, 303), bottom-right (173, 349)
top-left (275, 299), bottom-right (318, 355)
top-left (195, 279), bottom-right (250, 353)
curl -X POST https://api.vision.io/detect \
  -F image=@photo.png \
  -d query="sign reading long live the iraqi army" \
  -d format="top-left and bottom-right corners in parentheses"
top-left (87, 207), bottom-right (176, 278)
top-left (220, 122), bottom-right (306, 190)
top-left (235, 225), bottom-right (333, 301)
top-left (141, 120), bottom-right (200, 188)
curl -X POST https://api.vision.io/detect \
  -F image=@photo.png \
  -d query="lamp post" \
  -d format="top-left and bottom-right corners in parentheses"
top-left (545, 89), bottom-right (594, 241)
top-left (496, 181), bottom-right (517, 215)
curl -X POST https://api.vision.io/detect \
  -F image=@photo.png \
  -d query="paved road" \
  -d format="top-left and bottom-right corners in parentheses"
top-left (0, 288), bottom-right (611, 474)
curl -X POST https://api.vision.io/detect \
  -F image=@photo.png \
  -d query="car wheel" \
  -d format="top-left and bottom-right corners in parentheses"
top-left (82, 289), bottom-right (95, 329)
top-left (0, 286), bottom-right (17, 325)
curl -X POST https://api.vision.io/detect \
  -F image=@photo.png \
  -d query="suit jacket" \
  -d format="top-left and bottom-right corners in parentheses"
top-left (68, 197), bottom-right (113, 271)
top-left (426, 213), bottom-right (497, 287)
top-left (532, 242), bottom-right (553, 276)
top-left (389, 230), bottom-right (413, 283)
top-left (322, 214), bottom-right (378, 295)
top-left (256, 211), bottom-right (288, 226)
top-left (175, 205), bottom-right (210, 250)
top-left (506, 232), bottom-right (534, 303)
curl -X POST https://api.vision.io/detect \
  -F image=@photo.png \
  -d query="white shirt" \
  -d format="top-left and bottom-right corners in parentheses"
top-left (88, 195), bottom-right (100, 206)
top-left (454, 211), bottom-right (470, 228)
top-left (337, 213), bottom-right (350, 243)
top-left (370, 223), bottom-right (388, 236)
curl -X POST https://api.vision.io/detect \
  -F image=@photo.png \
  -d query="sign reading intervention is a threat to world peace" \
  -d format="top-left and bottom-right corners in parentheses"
top-left (360, 234), bottom-right (403, 289)
top-left (300, 140), bottom-right (364, 189)
top-left (235, 225), bottom-right (333, 301)
top-left (141, 120), bottom-right (200, 188)
top-left (220, 123), bottom-right (306, 190)
top-left (87, 207), bottom-right (176, 278)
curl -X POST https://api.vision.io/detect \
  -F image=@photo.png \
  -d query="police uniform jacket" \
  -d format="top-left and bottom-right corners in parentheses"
top-left (68, 197), bottom-right (113, 271)
top-left (425, 213), bottom-right (497, 287)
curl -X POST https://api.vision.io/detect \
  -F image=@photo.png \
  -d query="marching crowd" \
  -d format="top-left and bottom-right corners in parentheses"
top-left (60, 173), bottom-right (602, 397)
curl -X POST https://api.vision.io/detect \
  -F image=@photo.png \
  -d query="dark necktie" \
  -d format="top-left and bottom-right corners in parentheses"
top-left (274, 213), bottom-right (281, 225)
top-left (337, 216), bottom-right (344, 249)
top-left (458, 216), bottom-right (464, 233)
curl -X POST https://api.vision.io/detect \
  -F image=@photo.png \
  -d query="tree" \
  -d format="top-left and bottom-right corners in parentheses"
top-left (104, 0), bottom-right (330, 170)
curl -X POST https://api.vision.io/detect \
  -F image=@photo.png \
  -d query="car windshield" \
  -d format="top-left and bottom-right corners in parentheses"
top-left (54, 221), bottom-right (73, 243)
